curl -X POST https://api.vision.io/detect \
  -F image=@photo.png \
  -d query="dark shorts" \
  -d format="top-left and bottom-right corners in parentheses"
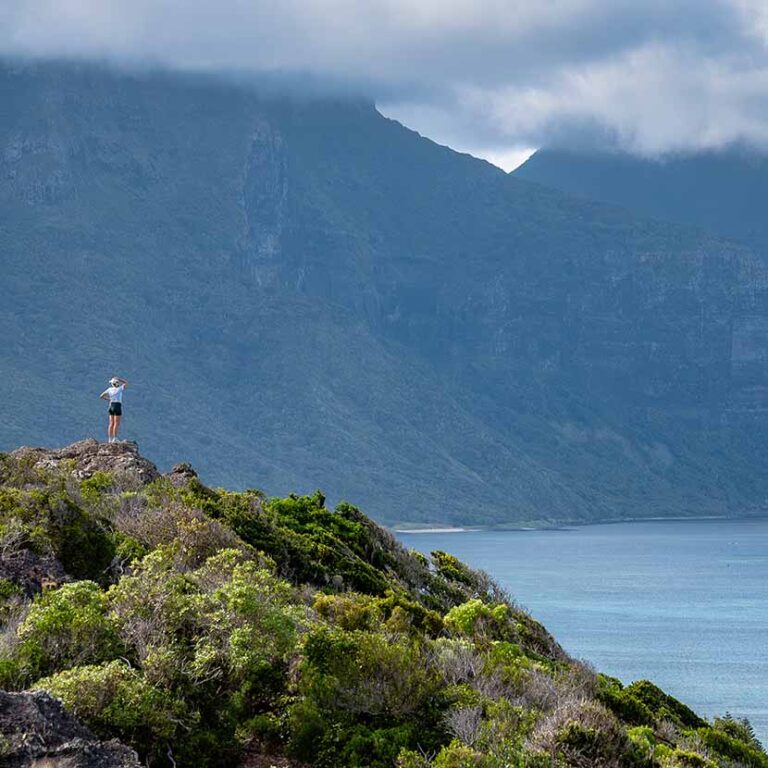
top-left (108, 402), bottom-right (122, 416)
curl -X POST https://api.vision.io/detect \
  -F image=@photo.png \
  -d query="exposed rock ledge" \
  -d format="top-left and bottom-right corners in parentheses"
top-left (10, 439), bottom-right (161, 484)
top-left (0, 690), bottom-right (140, 767)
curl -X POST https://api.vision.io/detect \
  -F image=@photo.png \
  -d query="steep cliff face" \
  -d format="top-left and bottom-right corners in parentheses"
top-left (1, 61), bottom-right (767, 525)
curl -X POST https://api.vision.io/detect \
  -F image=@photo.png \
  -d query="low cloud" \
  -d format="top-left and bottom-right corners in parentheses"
top-left (3, 1), bottom-right (768, 166)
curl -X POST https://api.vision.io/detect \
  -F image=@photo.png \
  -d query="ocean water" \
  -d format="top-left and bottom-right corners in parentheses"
top-left (398, 518), bottom-right (768, 746)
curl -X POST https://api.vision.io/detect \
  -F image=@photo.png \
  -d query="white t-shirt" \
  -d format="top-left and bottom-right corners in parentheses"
top-left (106, 385), bottom-right (124, 403)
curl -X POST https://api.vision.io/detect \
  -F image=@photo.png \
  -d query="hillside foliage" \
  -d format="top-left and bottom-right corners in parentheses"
top-left (1, 449), bottom-right (765, 768)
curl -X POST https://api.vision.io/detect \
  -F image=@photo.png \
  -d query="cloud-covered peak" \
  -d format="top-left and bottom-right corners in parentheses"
top-left (3, 1), bottom-right (768, 167)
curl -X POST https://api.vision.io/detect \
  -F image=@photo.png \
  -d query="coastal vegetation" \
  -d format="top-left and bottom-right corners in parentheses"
top-left (1, 443), bottom-right (766, 767)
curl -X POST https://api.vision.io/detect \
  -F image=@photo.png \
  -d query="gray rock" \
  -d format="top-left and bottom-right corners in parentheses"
top-left (10, 440), bottom-right (160, 485)
top-left (165, 462), bottom-right (198, 487)
top-left (0, 690), bottom-right (141, 767)
top-left (0, 548), bottom-right (69, 598)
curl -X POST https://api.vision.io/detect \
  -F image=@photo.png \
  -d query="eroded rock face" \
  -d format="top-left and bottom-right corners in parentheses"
top-left (10, 439), bottom-right (160, 485)
top-left (165, 461), bottom-right (199, 487)
top-left (0, 548), bottom-right (69, 597)
top-left (0, 690), bottom-right (141, 767)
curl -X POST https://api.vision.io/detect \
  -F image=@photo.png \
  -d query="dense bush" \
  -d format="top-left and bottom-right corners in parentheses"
top-left (36, 660), bottom-right (186, 763)
top-left (697, 725), bottom-right (768, 768)
top-left (0, 456), bottom-right (766, 768)
top-left (623, 681), bottom-right (707, 730)
top-left (0, 483), bottom-right (114, 582)
top-left (0, 580), bottom-right (120, 687)
top-left (444, 599), bottom-right (509, 638)
top-left (597, 675), bottom-right (655, 727)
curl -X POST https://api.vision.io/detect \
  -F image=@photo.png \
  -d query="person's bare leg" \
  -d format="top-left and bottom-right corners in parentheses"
top-left (108, 415), bottom-right (116, 442)
top-left (114, 414), bottom-right (122, 441)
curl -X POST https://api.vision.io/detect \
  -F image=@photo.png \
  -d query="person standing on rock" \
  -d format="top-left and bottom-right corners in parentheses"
top-left (100, 376), bottom-right (128, 443)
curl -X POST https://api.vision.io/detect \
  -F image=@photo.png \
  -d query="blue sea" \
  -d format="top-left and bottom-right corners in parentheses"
top-left (398, 518), bottom-right (768, 746)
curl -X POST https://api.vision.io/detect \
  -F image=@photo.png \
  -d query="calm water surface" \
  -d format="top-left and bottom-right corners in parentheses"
top-left (398, 519), bottom-right (768, 745)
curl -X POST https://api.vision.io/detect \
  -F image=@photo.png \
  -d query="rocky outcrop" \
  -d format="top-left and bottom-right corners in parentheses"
top-left (165, 461), bottom-right (199, 487)
top-left (0, 690), bottom-right (140, 767)
top-left (10, 440), bottom-right (160, 484)
top-left (0, 548), bottom-right (68, 597)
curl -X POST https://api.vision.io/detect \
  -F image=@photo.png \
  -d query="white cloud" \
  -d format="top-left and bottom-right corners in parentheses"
top-left (448, 43), bottom-right (768, 155)
top-left (2, 0), bottom-right (768, 158)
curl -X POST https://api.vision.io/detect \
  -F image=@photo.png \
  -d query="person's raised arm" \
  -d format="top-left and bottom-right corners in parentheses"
top-left (117, 377), bottom-right (128, 388)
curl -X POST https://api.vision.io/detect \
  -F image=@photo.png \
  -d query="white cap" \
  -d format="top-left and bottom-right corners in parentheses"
top-left (109, 377), bottom-right (120, 386)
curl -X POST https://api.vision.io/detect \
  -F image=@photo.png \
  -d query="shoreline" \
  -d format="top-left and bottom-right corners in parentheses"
top-left (393, 512), bottom-right (768, 534)
top-left (393, 526), bottom-right (481, 534)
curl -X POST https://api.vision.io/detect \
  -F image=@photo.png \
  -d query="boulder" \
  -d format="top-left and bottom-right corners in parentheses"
top-left (0, 548), bottom-right (69, 597)
top-left (0, 690), bottom-right (141, 767)
top-left (165, 462), bottom-right (199, 487)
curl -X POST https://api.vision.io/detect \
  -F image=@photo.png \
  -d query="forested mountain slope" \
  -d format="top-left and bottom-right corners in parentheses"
top-left (515, 147), bottom-right (768, 262)
top-left (1, 61), bottom-right (767, 526)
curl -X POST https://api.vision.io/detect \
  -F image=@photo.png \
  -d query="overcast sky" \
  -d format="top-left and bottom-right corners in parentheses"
top-left (2, 1), bottom-right (768, 170)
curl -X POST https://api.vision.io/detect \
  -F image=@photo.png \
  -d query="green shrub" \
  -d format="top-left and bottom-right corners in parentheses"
top-left (627, 725), bottom-right (657, 759)
top-left (109, 531), bottom-right (148, 567)
top-left (287, 697), bottom-right (327, 762)
top-left (697, 726), bottom-right (768, 768)
top-left (337, 723), bottom-right (417, 768)
top-left (189, 549), bottom-right (302, 688)
top-left (555, 720), bottom-right (624, 766)
top-left (712, 713), bottom-right (764, 751)
top-left (444, 599), bottom-right (508, 638)
top-left (433, 740), bottom-right (490, 767)
top-left (0, 486), bottom-right (114, 581)
top-left (0, 489), bottom-right (54, 556)
top-left (55, 506), bottom-right (115, 583)
top-left (596, 674), bottom-right (655, 727)
top-left (302, 626), bottom-right (433, 717)
top-left (379, 591), bottom-right (444, 636)
top-left (624, 680), bottom-right (707, 729)
top-left (0, 578), bottom-right (19, 599)
top-left (79, 472), bottom-right (115, 505)
top-left (35, 660), bottom-right (186, 762)
top-left (109, 546), bottom-right (300, 688)
top-left (531, 700), bottom-right (640, 768)
top-left (0, 452), bottom-right (44, 487)
top-left (511, 613), bottom-right (564, 661)
top-left (314, 591), bottom-right (443, 637)
top-left (107, 547), bottom-right (195, 681)
top-left (290, 627), bottom-right (440, 765)
top-left (0, 577), bottom-right (22, 623)
top-left (431, 552), bottom-right (478, 587)
top-left (660, 749), bottom-right (717, 768)
top-left (291, 709), bottom-right (423, 768)
top-left (313, 591), bottom-right (384, 631)
top-left (474, 698), bottom-right (539, 757)
top-left (107, 546), bottom-right (304, 764)
top-left (2, 581), bottom-right (120, 687)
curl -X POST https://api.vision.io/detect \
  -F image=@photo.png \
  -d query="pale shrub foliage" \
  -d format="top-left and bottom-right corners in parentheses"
top-left (113, 496), bottom-right (248, 570)
top-left (443, 705), bottom-right (484, 747)
top-left (528, 698), bottom-right (629, 768)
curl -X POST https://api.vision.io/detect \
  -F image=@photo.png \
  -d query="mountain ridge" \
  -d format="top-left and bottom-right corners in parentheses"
top-left (2, 60), bottom-right (768, 526)
top-left (514, 146), bottom-right (768, 261)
